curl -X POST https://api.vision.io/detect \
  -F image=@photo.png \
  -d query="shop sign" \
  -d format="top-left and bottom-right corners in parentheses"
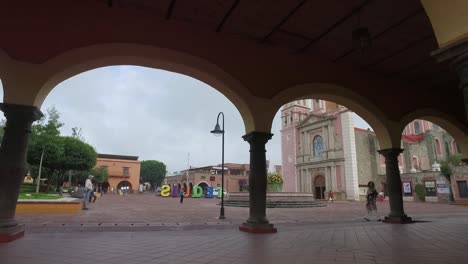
top-left (437, 180), bottom-right (450, 194)
top-left (403, 182), bottom-right (412, 193)
top-left (425, 181), bottom-right (435, 188)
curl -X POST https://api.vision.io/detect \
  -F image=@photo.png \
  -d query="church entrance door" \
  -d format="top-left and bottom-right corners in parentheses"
top-left (314, 175), bottom-right (326, 200)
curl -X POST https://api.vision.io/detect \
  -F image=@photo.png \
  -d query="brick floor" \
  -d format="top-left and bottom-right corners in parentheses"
top-left (15, 193), bottom-right (468, 227)
top-left (2, 193), bottom-right (468, 264)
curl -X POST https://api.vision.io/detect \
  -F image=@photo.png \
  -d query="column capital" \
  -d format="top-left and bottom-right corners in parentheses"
top-left (242, 131), bottom-right (273, 144)
top-left (377, 148), bottom-right (403, 157)
top-left (0, 103), bottom-right (43, 122)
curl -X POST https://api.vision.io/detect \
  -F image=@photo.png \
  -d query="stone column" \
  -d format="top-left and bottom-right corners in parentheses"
top-left (378, 148), bottom-right (412, 223)
top-left (0, 103), bottom-right (42, 242)
top-left (240, 132), bottom-right (277, 233)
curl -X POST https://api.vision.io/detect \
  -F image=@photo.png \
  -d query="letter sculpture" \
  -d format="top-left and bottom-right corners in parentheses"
top-left (161, 184), bottom-right (171, 197)
top-left (192, 185), bottom-right (203, 198)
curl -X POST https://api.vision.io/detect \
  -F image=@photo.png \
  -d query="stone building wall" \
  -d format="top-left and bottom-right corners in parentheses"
top-left (355, 129), bottom-right (379, 186)
top-left (400, 172), bottom-right (450, 203)
top-left (451, 165), bottom-right (468, 200)
top-left (402, 140), bottom-right (431, 171)
top-left (165, 171), bottom-right (249, 193)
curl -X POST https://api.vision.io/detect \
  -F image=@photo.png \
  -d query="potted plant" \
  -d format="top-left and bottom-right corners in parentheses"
top-left (267, 173), bottom-right (283, 192)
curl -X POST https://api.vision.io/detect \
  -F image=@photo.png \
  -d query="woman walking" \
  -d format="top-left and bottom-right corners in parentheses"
top-left (364, 181), bottom-right (380, 221)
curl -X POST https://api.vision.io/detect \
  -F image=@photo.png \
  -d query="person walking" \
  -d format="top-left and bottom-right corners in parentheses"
top-left (180, 188), bottom-right (185, 203)
top-left (328, 190), bottom-right (335, 202)
top-left (364, 181), bottom-right (379, 221)
top-left (379, 191), bottom-right (385, 204)
top-left (83, 175), bottom-right (94, 210)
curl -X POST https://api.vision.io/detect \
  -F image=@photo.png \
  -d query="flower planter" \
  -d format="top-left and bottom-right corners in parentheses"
top-left (267, 183), bottom-right (283, 192)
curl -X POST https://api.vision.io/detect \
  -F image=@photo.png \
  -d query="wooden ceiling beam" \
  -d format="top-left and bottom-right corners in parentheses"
top-left (297, 0), bottom-right (373, 53)
top-left (333, 8), bottom-right (424, 62)
top-left (166, 0), bottom-right (177, 20)
top-left (216, 0), bottom-right (240, 33)
top-left (362, 35), bottom-right (433, 70)
top-left (259, 0), bottom-right (308, 44)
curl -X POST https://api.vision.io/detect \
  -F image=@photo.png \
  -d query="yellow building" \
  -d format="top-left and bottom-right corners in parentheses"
top-left (95, 154), bottom-right (141, 193)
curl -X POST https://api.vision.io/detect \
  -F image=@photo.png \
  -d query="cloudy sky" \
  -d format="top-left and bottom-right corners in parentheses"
top-left (0, 66), bottom-right (371, 173)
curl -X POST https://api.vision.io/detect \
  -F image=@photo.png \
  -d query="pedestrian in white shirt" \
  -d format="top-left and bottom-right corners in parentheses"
top-left (83, 175), bottom-right (94, 210)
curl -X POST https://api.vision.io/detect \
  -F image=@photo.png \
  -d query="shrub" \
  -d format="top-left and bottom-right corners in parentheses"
top-left (267, 173), bottom-right (283, 184)
top-left (414, 183), bottom-right (426, 202)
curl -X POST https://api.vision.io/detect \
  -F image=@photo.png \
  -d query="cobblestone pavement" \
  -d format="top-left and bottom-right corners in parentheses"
top-left (15, 193), bottom-right (468, 228)
top-left (2, 193), bottom-right (467, 264)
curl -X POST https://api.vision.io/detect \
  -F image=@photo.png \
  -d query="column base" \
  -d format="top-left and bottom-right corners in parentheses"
top-left (0, 225), bottom-right (25, 243)
top-left (239, 222), bottom-right (277, 233)
top-left (383, 215), bottom-right (413, 224)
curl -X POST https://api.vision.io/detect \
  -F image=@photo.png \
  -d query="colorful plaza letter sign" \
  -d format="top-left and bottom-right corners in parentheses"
top-left (192, 186), bottom-right (203, 198)
top-left (205, 187), bottom-right (213, 198)
top-left (161, 184), bottom-right (171, 197)
top-left (160, 184), bottom-right (222, 199)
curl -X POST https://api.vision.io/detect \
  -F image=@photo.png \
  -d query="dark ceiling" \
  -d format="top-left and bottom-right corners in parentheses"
top-left (93, 0), bottom-right (458, 92)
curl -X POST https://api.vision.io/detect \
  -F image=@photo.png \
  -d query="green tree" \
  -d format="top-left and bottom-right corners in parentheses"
top-left (73, 165), bottom-right (108, 186)
top-left (27, 107), bottom-right (64, 190)
top-left (26, 107), bottom-right (98, 191)
top-left (89, 166), bottom-right (109, 183)
top-left (140, 160), bottom-right (167, 186)
top-left (414, 183), bottom-right (426, 202)
top-left (440, 155), bottom-right (462, 202)
top-left (53, 136), bottom-right (98, 188)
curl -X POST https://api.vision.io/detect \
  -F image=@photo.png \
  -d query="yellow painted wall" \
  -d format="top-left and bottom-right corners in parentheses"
top-left (16, 201), bottom-right (82, 214)
top-left (422, 0), bottom-right (468, 47)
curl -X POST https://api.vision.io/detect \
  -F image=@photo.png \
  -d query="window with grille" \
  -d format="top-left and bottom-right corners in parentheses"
top-left (123, 167), bottom-right (130, 177)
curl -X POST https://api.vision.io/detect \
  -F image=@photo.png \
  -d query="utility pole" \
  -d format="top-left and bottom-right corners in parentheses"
top-left (186, 152), bottom-right (190, 184)
top-left (35, 147), bottom-right (46, 195)
top-left (68, 170), bottom-right (72, 192)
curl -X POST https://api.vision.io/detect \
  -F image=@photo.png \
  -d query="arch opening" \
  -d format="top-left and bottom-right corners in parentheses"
top-left (30, 44), bottom-right (255, 133)
top-left (270, 83), bottom-right (395, 149)
top-left (314, 175), bottom-right (326, 200)
top-left (273, 95), bottom-right (387, 201)
top-left (399, 116), bottom-right (468, 203)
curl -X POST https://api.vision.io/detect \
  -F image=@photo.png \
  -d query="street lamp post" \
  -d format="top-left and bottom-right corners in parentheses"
top-left (211, 112), bottom-right (225, 219)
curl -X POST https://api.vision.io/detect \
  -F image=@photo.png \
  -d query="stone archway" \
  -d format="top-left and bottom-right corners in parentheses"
top-left (117, 181), bottom-right (132, 193)
top-left (270, 83), bottom-right (396, 149)
top-left (314, 175), bottom-right (326, 200)
top-left (399, 109), bottom-right (468, 161)
top-left (197, 181), bottom-right (209, 194)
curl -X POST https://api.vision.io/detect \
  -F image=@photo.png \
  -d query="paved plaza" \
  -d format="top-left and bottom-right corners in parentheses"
top-left (2, 193), bottom-right (468, 263)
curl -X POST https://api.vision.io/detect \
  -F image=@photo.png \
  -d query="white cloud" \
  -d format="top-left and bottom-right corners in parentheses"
top-left (35, 66), bottom-right (258, 173)
top-left (0, 67), bottom-right (372, 174)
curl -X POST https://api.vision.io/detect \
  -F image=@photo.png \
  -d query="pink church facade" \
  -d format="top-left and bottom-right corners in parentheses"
top-left (281, 100), bottom-right (463, 201)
